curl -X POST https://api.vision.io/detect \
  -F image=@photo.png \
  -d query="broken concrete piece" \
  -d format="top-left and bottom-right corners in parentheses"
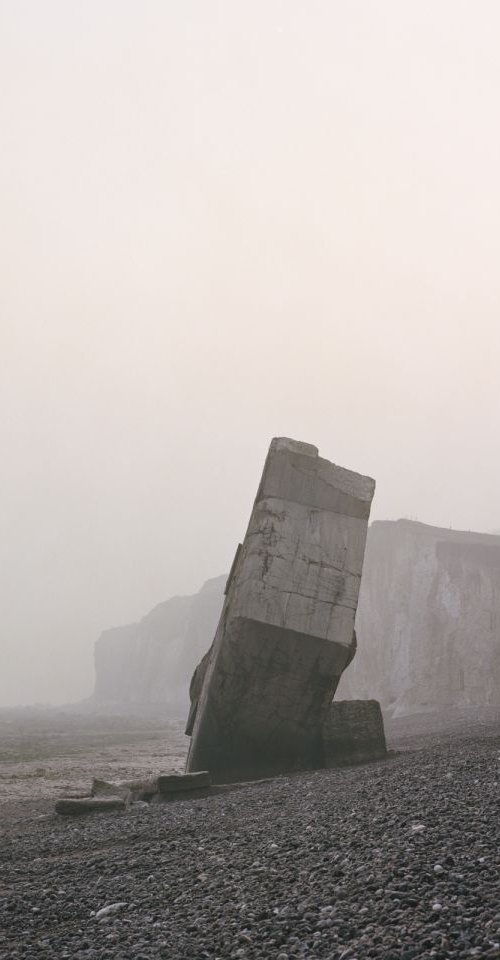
top-left (158, 771), bottom-right (211, 794)
top-left (322, 700), bottom-right (387, 765)
top-left (91, 779), bottom-right (130, 801)
top-left (55, 797), bottom-right (126, 816)
top-left (91, 777), bottom-right (158, 802)
top-left (186, 437), bottom-right (375, 782)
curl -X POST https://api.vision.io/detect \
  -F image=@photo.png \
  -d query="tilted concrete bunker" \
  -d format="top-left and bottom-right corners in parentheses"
top-left (186, 438), bottom-right (378, 781)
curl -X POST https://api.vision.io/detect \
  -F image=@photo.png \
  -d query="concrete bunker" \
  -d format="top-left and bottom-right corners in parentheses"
top-left (186, 437), bottom-right (386, 782)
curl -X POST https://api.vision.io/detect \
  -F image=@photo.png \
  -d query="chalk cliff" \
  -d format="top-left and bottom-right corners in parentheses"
top-left (92, 576), bottom-right (225, 711)
top-left (92, 521), bottom-right (500, 716)
top-left (337, 520), bottom-right (500, 714)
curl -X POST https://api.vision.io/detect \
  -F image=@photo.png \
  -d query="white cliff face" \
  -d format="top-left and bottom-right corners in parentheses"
top-left (92, 521), bottom-right (500, 717)
top-left (92, 576), bottom-right (226, 710)
top-left (337, 520), bottom-right (500, 714)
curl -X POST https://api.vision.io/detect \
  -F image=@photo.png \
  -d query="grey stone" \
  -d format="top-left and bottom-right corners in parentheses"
top-left (94, 903), bottom-right (128, 921)
top-left (55, 797), bottom-right (126, 815)
top-left (186, 437), bottom-right (375, 782)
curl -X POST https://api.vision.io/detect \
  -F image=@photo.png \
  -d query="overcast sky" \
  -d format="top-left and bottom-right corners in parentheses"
top-left (1, 0), bottom-right (499, 706)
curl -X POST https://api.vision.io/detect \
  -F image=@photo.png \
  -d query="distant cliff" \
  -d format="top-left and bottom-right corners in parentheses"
top-left (93, 575), bottom-right (226, 711)
top-left (337, 520), bottom-right (500, 714)
top-left (92, 522), bottom-right (500, 716)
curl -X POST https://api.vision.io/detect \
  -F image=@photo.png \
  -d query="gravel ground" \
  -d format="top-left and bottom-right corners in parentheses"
top-left (0, 713), bottom-right (499, 959)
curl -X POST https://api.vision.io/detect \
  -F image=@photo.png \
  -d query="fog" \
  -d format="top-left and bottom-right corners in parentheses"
top-left (1, 1), bottom-right (499, 706)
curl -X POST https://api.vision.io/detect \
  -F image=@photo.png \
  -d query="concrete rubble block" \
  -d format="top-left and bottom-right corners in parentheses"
top-left (186, 437), bottom-right (376, 782)
top-left (157, 770), bottom-right (212, 797)
top-left (55, 797), bottom-right (126, 816)
top-left (322, 700), bottom-right (387, 765)
top-left (91, 777), bottom-right (158, 802)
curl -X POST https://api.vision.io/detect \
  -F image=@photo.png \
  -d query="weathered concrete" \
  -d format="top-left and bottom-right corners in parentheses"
top-left (186, 438), bottom-right (375, 782)
top-left (55, 797), bottom-right (126, 816)
top-left (158, 771), bottom-right (211, 794)
top-left (322, 700), bottom-right (387, 765)
top-left (91, 777), bottom-right (158, 802)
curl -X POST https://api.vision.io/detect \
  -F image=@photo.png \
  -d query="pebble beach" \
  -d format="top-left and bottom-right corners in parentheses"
top-left (0, 709), bottom-right (499, 959)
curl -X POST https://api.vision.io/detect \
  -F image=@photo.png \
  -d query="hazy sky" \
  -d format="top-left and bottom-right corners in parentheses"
top-left (1, 1), bottom-right (499, 706)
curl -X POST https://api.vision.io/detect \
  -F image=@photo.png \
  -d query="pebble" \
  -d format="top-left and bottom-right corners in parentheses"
top-left (94, 902), bottom-right (127, 920)
top-left (1, 724), bottom-right (499, 959)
